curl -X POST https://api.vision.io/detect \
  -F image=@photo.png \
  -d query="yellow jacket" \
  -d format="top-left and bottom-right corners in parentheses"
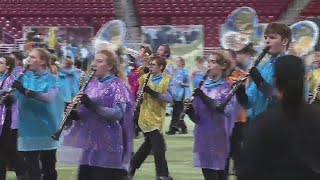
top-left (138, 74), bottom-right (171, 132)
top-left (308, 69), bottom-right (320, 104)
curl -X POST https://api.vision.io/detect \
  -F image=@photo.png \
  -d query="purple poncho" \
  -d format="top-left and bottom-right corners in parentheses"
top-left (193, 79), bottom-right (239, 170)
top-left (0, 74), bottom-right (18, 135)
top-left (59, 77), bottom-right (134, 170)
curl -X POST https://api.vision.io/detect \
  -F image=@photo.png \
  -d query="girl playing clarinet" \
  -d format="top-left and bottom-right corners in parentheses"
top-left (186, 50), bottom-right (238, 180)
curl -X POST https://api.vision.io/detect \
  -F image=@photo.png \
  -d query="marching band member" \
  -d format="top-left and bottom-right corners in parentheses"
top-left (49, 55), bottom-right (59, 76)
top-left (157, 44), bottom-right (173, 75)
top-left (0, 56), bottom-right (28, 180)
top-left (308, 66), bottom-right (320, 105)
top-left (226, 42), bottom-right (256, 171)
top-left (245, 22), bottom-right (291, 120)
top-left (185, 50), bottom-right (238, 180)
top-left (12, 48), bottom-right (65, 180)
top-left (190, 56), bottom-right (207, 88)
top-left (58, 58), bottom-right (79, 106)
top-left (166, 57), bottom-right (190, 135)
top-left (129, 55), bottom-right (173, 180)
top-left (238, 55), bottom-right (320, 180)
top-left (128, 45), bottom-right (153, 100)
top-left (10, 51), bottom-right (25, 76)
top-left (58, 49), bottom-right (134, 180)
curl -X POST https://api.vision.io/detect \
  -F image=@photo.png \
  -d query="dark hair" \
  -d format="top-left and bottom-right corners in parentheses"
top-left (11, 51), bottom-right (24, 62)
top-left (237, 43), bottom-right (256, 56)
top-left (140, 44), bottom-right (153, 55)
top-left (74, 59), bottom-right (82, 69)
top-left (265, 22), bottom-right (292, 49)
top-left (2, 56), bottom-right (15, 74)
top-left (275, 55), bottom-right (305, 114)
top-left (159, 44), bottom-right (171, 59)
top-left (151, 54), bottom-right (167, 72)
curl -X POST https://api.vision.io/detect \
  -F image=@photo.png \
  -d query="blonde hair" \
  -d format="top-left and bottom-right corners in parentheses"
top-left (97, 49), bottom-right (127, 83)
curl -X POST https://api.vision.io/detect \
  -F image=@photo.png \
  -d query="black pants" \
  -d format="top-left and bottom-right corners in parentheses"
top-left (230, 122), bottom-right (246, 172)
top-left (169, 101), bottom-right (187, 131)
top-left (22, 150), bottom-right (57, 180)
top-left (78, 165), bottom-right (128, 180)
top-left (130, 129), bottom-right (169, 176)
top-left (0, 108), bottom-right (27, 180)
top-left (202, 168), bottom-right (227, 180)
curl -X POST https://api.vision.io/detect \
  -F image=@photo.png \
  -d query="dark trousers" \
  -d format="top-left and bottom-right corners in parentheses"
top-left (130, 130), bottom-right (169, 176)
top-left (22, 150), bottom-right (57, 180)
top-left (230, 122), bottom-right (246, 172)
top-left (0, 108), bottom-right (27, 180)
top-left (202, 168), bottom-right (227, 180)
top-left (78, 165), bottom-right (128, 180)
top-left (169, 101), bottom-right (187, 131)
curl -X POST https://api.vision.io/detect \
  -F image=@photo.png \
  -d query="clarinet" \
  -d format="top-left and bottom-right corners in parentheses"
top-left (216, 47), bottom-right (270, 112)
top-left (179, 70), bottom-right (209, 121)
top-left (0, 64), bottom-right (30, 103)
top-left (309, 80), bottom-right (320, 104)
top-left (133, 70), bottom-right (152, 120)
top-left (51, 69), bottom-right (96, 141)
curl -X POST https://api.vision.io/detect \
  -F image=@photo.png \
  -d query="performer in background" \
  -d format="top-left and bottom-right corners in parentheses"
top-left (308, 64), bottom-right (320, 105)
top-left (129, 55), bottom-right (173, 180)
top-left (10, 51), bottom-right (25, 76)
top-left (127, 45), bottom-right (153, 138)
top-left (244, 22), bottom-right (291, 121)
top-left (0, 56), bottom-right (28, 180)
top-left (186, 50), bottom-right (238, 180)
top-left (226, 42), bottom-right (256, 172)
top-left (128, 45), bottom-right (153, 100)
top-left (49, 55), bottom-right (59, 76)
top-left (58, 58), bottom-right (79, 106)
top-left (166, 57), bottom-right (190, 135)
top-left (59, 49), bottom-right (134, 180)
top-left (238, 55), bottom-right (320, 180)
top-left (190, 56), bottom-right (207, 88)
top-left (157, 44), bottom-right (173, 75)
top-left (12, 48), bottom-right (65, 180)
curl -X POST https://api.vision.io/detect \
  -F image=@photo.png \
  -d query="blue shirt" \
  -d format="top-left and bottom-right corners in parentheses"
top-left (172, 68), bottom-right (191, 101)
top-left (246, 53), bottom-right (285, 120)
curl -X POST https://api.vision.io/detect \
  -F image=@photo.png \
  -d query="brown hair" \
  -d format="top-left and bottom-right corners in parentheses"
top-left (151, 54), bottom-right (167, 72)
top-left (195, 56), bottom-right (204, 63)
top-left (237, 43), bottom-right (256, 56)
top-left (1, 56), bottom-right (15, 74)
top-left (159, 44), bottom-right (171, 59)
top-left (11, 51), bottom-right (24, 62)
top-left (97, 49), bottom-right (127, 82)
top-left (33, 48), bottom-right (51, 68)
top-left (210, 50), bottom-right (232, 78)
top-left (265, 23), bottom-right (292, 49)
top-left (140, 44), bottom-right (153, 55)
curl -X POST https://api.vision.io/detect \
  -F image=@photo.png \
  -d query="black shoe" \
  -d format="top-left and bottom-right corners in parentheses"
top-left (128, 166), bottom-right (136, 180)
top-left (17, 172), bottom-right (29, 180)
top-left (178, 128), bottom-right (188, 134)
top-left (157, 175), bottom-right (173, 180)
top-left (165, 129), bottom-right (176, 135)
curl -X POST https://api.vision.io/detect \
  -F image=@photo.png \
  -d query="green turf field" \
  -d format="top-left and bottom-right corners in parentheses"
top-left (7, 117), bottom-right (236, 180)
